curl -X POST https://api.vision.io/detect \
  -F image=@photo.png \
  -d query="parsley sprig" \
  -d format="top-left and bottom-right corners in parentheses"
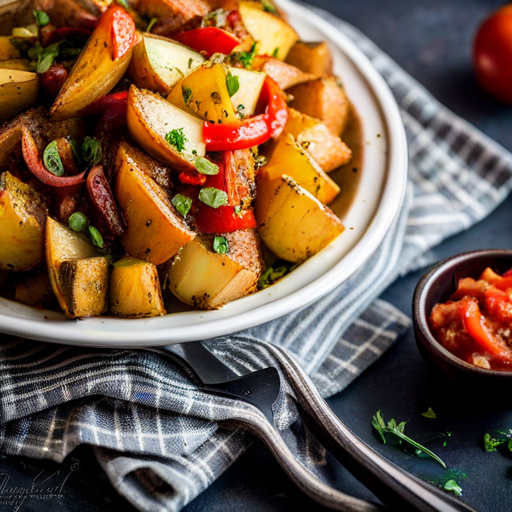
top-left (165, 128), bottom-right (187, 153)
top-left (372, 410), bottom-right (446, 468)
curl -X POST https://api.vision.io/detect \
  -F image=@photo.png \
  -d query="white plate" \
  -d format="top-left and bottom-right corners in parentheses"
top-left (0, 0), bottom-right (408, 347)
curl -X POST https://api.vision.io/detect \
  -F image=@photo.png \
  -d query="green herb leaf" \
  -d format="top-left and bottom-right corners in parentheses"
top-left (272, 47), bottom-right (279, 58)
top-left (237, 41), bottom-right (258, 69)
top-left (182, 85), bottom-right (192, 104)
top-left (88, 226), bottom-right (104, 248)
top-left (33, 10), bottom-right (50, 27)
top-left (43, 140), bottom-right (64, 176)
top-left (165, 128), bottom-right (188, 153)
top-left (236, 104), bottom-right (245, 119)
top-left (261, 0), bottom-right (278, 15)
top-left (213, 236), bottom-right (228, 255)
top-left (198, 187), bottom-right (228, 208)
top-left (421, 407), bottom-right (436, 419)
top-left (234, 205), bottom-right (243, 217)
top-left (172, 194), bottom-right (192, 217)
top-left (484, 433), bottom-right (502, 452)
top-left (443, 480), bottom-right (462, 497)
top-left (254, 154), bottom-right (268, 169)
top-left (35, 42), bottom-right (60, 73)
top-left (226, 71), bottom-right (240, 97)
top-left (147, 17), bottom-right (157, 32)
top-left (68, 212), bottom-right (88, 232)
top-left (117, 0), bottom-right (130, 9)
top-left (372, 410), bottom-right (446, 468)
top-left (82, 136), bottom-right (102, 165)
top-left (259, 265), bottom-right (289, 289)
top-left (195, 157), bottom-right (219, 175)
top-left (67, 136), bottom-right (82, 165)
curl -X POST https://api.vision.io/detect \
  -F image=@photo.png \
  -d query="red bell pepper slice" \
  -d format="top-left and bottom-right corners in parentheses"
top-left (479, 267), bottom-right (512, 291)
top-left (459, 297), bottom-right (512, 361)
top-left (195, 204), bottom-right (256, 233)
top-left (21, 127), bottom-right (86, 188)
top-left (203, 76), bottom-right (287, 151)
top-left (174, 27), bottom-right (240, 57)
top-left (178, 172), bottom-right (207, 186)
top-left (105, 6), bottom-right (136, 60)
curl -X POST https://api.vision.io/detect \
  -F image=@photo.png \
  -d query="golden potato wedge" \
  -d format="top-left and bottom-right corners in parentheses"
top-left (252, 56), bottom-right (315, 90)
top-left (115, 146), bottom-right (196, 265)
top-left (46, 217), bottom-right (103, 314)
top-left (285, 41), bottom-right (333, 76)
top-left (14, 271), bottom-right (53, 308)
top-left (127, 85), bottom-right (205, 173)
top-left (285, 108), bottom-right (351, 172)
top-left (288, 76), bottom-right (349, 136)
top-left (0, 37), bottom-right (22, 61)
top-left (0, 59), bottom-right (31, 71)
top-left (59, 256), bottom-right (109, 318)
top-left (0, 69), bottom-right (38, 123)
top-left (129, 33), bottom-right (204, 95)
top-left (110, 256), bottom-right (166, 317)
top-left (167, 230), bottom-right (262, 310)
top-left (0, 172), bottom-right (47, 271)
top-left (238, 1), bottom-right (298, 60)
top-left (262, 133), bottom-right (340, 204)
top-left (50, 10), bottom-right (134, 120)
top-left (168, 63), bottom-right (238, 124)
top-left (255, 175), bottom-right (345, 262)
top-left (227, 66), bottom-right (265, 116)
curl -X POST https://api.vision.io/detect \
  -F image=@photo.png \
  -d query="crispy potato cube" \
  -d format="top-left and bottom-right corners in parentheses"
top-left (262, 133), bottom-right (340, 204)
top-left (227, 66), bottom-right (265, 116)
top-left (46, 217), bottom-right (103, 314)
top-left (127, 85), bottom-right (206, 174)
top-left (252, 56), bottom-right (315, 90)
top-left (288, 76), bottom-right (349, 136)
top-left (255, 175), bottom-right (344, 262)
top-left (285, 108), bottom-right (352, 172)
top-left (110, 256), bottom-right (166, 318)
top-left (59, 257), bottom-right (109, 318)
top-left (0, 69), bottom-right (38, 123)
top-left (285, 41), bottom-right (333, 76)
top-left (129, 33), bottom-right (204, 95)
top-left (115, 145), bottom-right (196, 265)
top-left (50, 8), bottom-right (134, 120)
top-left (238, 1), bottom-right (298, 60)
top-left (0, 172), bottom-right (47, 271)
top-left (167, 230), bottom-right (262, 310)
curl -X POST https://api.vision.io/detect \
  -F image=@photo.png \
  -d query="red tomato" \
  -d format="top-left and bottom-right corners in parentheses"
top-left (473, 5), bottom-right (512, 104)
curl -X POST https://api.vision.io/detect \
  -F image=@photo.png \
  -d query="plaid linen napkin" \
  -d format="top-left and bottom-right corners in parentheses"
top-left (3, 6), bottom-right (512, 512)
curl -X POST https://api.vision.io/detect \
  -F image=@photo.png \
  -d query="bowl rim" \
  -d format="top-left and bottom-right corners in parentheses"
top-left (0, 0), bottom-right (409, 346)
top-left (413, 248), bottom-right (512, 378)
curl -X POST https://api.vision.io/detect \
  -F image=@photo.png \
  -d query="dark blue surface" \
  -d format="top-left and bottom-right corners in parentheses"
top-left (3, 1), bottom-right (512, 511)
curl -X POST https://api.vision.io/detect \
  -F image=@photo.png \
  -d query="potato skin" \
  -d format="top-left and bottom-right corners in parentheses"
top-left (0, 69), bottom-right (39, 123)
top-left (285, 41), bottom-right (333, 76)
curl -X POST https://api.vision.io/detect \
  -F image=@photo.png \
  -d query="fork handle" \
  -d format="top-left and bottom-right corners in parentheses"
top-left (268, 344), bottom-right (476, 512)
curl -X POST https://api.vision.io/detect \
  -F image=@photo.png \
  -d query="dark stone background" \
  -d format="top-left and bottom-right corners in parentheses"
top-left (2, 1), bottom-right (512, 511)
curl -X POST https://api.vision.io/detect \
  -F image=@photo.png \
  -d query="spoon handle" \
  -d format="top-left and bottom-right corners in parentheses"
top-left (267, 343), bottom-right (476, 512)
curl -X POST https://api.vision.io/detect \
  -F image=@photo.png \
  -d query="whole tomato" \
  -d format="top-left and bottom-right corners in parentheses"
top-left (474, 5), bottom-right (512, 104)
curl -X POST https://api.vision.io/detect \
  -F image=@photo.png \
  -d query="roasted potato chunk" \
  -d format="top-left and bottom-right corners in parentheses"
top-left (167, 230), bottom-right (262, 310)
top-left (255, 175), bottom-right (344, 262)
top-left (228, 66), bottom-right (265, 116)
top-left (115, 144), bottom-right (196, 265)
top-left (253, 56), bottom-right (315, 90)
top-left (59, 257), bottom-right (109, 318)
top-left (0, 69), bottom-right (38, 123)
top-left (0, 37), bottom-right (22, 61)
top-left (0, 172), bottom-right (47, 271)
top-left (110, 256), bottom-right (166, 317)
top-left (288, 76), bottom-right (349, 136)
top-left (285, 108), bottom-right (352, 172)
top-left (0, 60), bottom-right (31, 71)
top-left (127, 85), bottom-right (205, 173)
top-left (286, 41), bottom-right (333, 76)
top-left (46, 217), bottom-right (103, 314)
top-left (129, 33), bottom-right (204, 95)
top-left (262, 133), bottom-right (340, 205)
top-left (238, 1), bottom-right (298, 60)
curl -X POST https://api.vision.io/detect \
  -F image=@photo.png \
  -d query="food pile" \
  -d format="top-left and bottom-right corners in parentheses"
top-left (0, 0), bottom-right (353, 319)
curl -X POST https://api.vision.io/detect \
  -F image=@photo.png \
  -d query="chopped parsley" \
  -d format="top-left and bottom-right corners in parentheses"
top-left (226, 71), bottom-right (240, 97)
top-left (33, 10), bottom-right (50, 27)
top-left (146, 17), bottom-right (158, 32)
top-left (372, 410), bottom-right (446, 468)
top-left (195, 156), bottom-right (219, 175)
top-left (272, 47), bottom-right (279, 58)
top-left (421, 407), bottom-right (437, 419)
top-left (261, 0), bottom-right (278, 15)
top-left (172, 194), bottom-right (192, 217)
top-left (29, 42), bottom-right (60, 73)
top-left (165, 128), bottom-right (188, 153)
top-left (483, 432), bottom-right (511, 452)
top-left (182, 85), bottom-right (192, 105)
top-left (81, 136), bottom-right (102, 165)
top-left (116, 0), bottom-right (130, 9)
top-left (236, 41), bottom-right (258, 69)
top-left (443, 480), bottom-right (462, 497)
top-left (198, 187), bottom-right (228, 208)
top-left (43, 140), bottom-right (64, 176)
top-left (259, 260), bottom-right (298, 289)
top-left (213, 236), bottom-right (228, 255)
top-left (237, 104), bottom-right (246, 119)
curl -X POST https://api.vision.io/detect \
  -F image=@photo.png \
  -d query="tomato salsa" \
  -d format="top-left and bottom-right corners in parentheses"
top-left (430, 267), bottom-right (512, 371)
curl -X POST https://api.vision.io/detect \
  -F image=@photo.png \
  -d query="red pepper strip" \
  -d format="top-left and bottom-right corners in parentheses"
top-left (106, 6), bottom-right (136, 60)
top-left (479, 267), bottom-right (512, 291)
top-left (174, 27), bottom-right (240, 57)
top-left (195, 205), bottom-right (256, 233)
top-left (43, 27), bottom-right (92, 47)
top-left (80, 91), bottom-right (128, 116)
top-left (503, 267), bottom-right (512, 278)
top-left (459, 297), bottom-right (512, 361)
top-left (178, 172), bottom-right (207, 186)
top-left (21, 127), bottom-right (86, 188)
top-left (203, 76), bottom-right (287, 151)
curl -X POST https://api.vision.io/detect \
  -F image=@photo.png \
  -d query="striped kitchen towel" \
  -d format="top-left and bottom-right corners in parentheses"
top-left (2, 4), bottom-right (512, 512)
